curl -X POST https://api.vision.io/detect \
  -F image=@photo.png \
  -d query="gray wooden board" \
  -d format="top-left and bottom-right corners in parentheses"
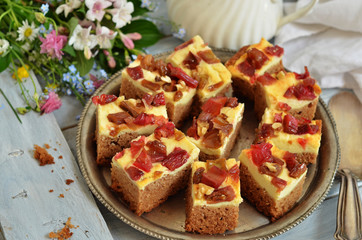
top-left (0, 70), bottom-right (113, 240)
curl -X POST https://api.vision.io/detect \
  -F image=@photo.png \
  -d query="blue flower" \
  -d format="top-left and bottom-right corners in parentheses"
top-left (41, 3), bottom-right (49, 15)
top-left (99, 69), bottom-right (107, 78)
top-left (92, 62), bottom-right (98, 70)
top-left (141, 0), bottom-right (152, 8)
top-left (62, 72), bottom-right (71, 82)
top-left (47, 24), bottom-right (53, 34)
top-left (39, 25), bottom-right (46, 34)
top-left (84, 80), bottom-right (94, 89)
top-left (173, 28), bottom-right (186, 39)
top-left (68, 64), bottom-right (77, 74)
top-left (71, 75), bottom-right (79, 84)
top-left (86, 87), bottom-right (95, 95)
top-left (66, 89), bottom-right (73, 95)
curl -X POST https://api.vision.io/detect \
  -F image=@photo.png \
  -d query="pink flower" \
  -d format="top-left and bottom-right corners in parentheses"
top-left (40, 92), bottom-right (62, 114)
top-left (120, 32), bottom-right (142, 49)
top-left (39, 30), bottom-right (67, 60)
top-left (85, 0), bottom-right (112, 22)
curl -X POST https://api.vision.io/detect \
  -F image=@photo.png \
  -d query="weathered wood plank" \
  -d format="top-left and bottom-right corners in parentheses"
top-left (0, 70), bottom-right (113, 240)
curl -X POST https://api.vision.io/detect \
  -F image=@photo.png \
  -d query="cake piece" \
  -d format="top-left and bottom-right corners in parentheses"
top-left (186, 96), bottom-right (244, 161)
top-left (238, 142), bottom-right (307, 221)
top-left (254, 68), bottom-right (321, 120)
top-left (166, 35), bottom-right (232, 111)
top-left (120, 54), bottom-right (197, 127)
top-left (225, 38), bottom-right (284, 100)
top-left (185, 158), bottom-right (242, 234)
top-left (94, 94), bottom-right (168, 165)
top-left (111, 122), bottom-right (200, 216)
top-left (255, 108), bottom-right (322, 165)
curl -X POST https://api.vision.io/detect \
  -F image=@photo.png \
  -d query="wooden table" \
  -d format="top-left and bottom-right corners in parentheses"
top-left (1, 35), bottom-right (361, 240)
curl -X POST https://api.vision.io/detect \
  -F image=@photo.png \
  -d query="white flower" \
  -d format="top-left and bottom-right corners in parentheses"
top-left (108, 0), bottom-right (134, 29)
top-left (16, 20), bottom-right (39, 42)
top-left (55, 0), bottom-right (82, 18)
top-left (69, 25), bottom-right (97, 50)
top-left (69, 25), bottom-right (98, 60)
top-left (173, 28), bottom-right (186, 39)
top-left (85, 0), bottom-right (112, 22)
top-left (22, 42), bottom-right (31, 52)
top-left (96, 25), bottom-right (117, 49)
top-left (0, 39), bottom-right (9, 55)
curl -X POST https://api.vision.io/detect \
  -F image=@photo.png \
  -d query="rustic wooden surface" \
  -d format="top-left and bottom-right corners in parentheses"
top-left (0, 71), bottom-right (113, 240)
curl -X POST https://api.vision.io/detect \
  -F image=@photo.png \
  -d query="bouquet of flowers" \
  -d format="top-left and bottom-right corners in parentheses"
top-left (0, 0), bottom-right (163, 116)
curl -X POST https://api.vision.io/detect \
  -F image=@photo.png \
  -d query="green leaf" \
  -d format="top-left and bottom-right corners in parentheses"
top-left (121, 19), bottom-right (163, 49)
top-left (0, 53), bottom-right (11, 72)
top-left (77, 4), bottom-right (86, 14)
top-left (68, 17), bottom-right (79, 36)
top-left (129, 0), bottom-right (149, 17)
top-left (75, 51), bottom-right (94, 76)
top-left (62, 44), bottom-right (76, 57)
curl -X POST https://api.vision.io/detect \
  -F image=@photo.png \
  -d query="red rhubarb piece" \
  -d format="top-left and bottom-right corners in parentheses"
top-left (92, 94), bottom-right (117, 105)
top-left (133, 149), bottom-right (152, 172)
top-left (201, 165), bottom-right (228, 189)
top-left (130, 136), bottom-right (146, 157)
top-left (126, 166), bottom-right (144, 181)
top-left (283, 114), bottom-right (299, 134)
top-left (167, 63), bottom-right (198, 88)
top-left (183, 52), bottom-right (201, 70)
top-left (162, 147), bottom-right (189, 171)
top-left (265, 45), bottom-right (284, 57)
top-left (127, 66), bottom-right (144, 80)
top-left (237, 61), bottom-right (255, 77)
top-left (256, 73), bottom-right (277, 85)
top-left (250, 142), bottom-right (273, 167)
top-left (201, 96), bottom-right (228, 116)
top-left (271, 177), bottom-right (287, 191)
top-left (154, 122), bottom-right (175, 140)
top-left (174, 39), bottom-right (194, 51)
top-left (248, 48), bottom-right (268, 69)
top-left (152, 92), bottom-right (166, 106)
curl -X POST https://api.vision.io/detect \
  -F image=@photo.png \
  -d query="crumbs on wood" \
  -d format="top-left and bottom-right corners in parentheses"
top-left (33, 144), bottom-right (54, 166)
top-left (48, 217), bottom-right (77, 240)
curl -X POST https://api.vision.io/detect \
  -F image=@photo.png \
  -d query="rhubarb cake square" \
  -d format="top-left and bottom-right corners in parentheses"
top-left (111, 122), bottom-right (200, 216)
top-left (238, 142), bottom-right (307, 221)
top-left (255, 108), bottom-right (322, 165)
top-left (253, 68), bottom-right (322, 120)
top-left (185, 158), bottom-right (242, 234)
top-left (225, 38), bottom-right (284, 100)
top-left (94, 94), bottom-right (168, 165)
top-left (186, 96), bottom-right (244, 161)
top-left (166, 35), bottom-right (232, 111)
top-left (120, 54), bottom-right (197, 127)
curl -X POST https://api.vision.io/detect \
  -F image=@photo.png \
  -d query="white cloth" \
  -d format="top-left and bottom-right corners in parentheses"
top-left (275, 0), bottom-right (362, 102)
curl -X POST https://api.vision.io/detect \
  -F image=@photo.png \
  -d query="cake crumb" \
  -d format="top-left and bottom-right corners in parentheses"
top-left (33, 144), bottom-right (54, 166)
top-left (44, 144), bottom-right (51, 149)
top-left (49, 189), bottom-right (54, 193)
top-left (59, 194), bottom-right (64, 198)
top-left (62, 166), bottom-right (65, 169)
top-left (65, 179), bottom-right (74, 185)
top-left (54, 148), bottom-right (57, 151)
top-left (48, 217), bottom-right (76, 240)
top-left (51, 170), bottom-right (54, 173)
top-left (58, 155), bottom-right (63, 159)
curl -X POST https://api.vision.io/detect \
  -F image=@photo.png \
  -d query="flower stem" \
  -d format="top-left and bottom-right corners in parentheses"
top-left (0, 88), bottom-right (22, 124)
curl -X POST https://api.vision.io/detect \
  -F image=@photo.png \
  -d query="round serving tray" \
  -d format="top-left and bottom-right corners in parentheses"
top-left (76, 49), bottom-right (340, 240)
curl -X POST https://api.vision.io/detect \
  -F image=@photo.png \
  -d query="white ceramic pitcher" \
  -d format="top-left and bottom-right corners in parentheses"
top-left (167, 0), bottom-right (318, 49)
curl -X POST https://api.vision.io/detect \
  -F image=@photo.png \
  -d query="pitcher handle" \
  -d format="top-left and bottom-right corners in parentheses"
top-left (278, 0), bottom-right (319, 29)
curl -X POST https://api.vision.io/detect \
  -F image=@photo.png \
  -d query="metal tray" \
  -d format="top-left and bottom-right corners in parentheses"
top-left (76, 49), bottom-right (340, 240)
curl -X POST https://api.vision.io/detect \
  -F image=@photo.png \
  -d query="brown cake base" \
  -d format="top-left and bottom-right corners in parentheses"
top-left (185, 183), bottom-right (239, 234)
top-left (198, 118), bottom-right (242, 161)
top-left (120, 77), bottom-right (192, 127)
top-left (96, 132), bottom-right (138, 166)
top-left (111, 162), bottom-right (191, 216)
top-left (239, 163), bottom-right (305, 222)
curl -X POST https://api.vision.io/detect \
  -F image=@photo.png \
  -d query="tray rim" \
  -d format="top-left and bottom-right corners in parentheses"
top-left (76, 48), bottom-right (341, 240)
